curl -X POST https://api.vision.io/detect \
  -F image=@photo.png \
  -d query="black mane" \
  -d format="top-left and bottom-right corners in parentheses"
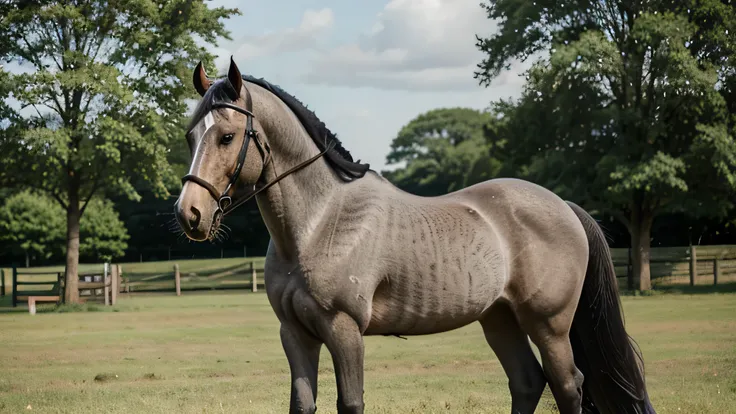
top-left (188, 74), bottom-right (370, 182)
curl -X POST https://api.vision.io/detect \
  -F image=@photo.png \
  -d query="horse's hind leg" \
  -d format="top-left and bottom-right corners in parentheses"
top-left (524, 311), bottom-right (584, 414)
top-left (480, 302), bottom-right (547, 414)
top-left (280, 323), bottom-right (322, 414)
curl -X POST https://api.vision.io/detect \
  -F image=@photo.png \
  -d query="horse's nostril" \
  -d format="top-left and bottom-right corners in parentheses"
top-left (189, 206), bottom-right (201, 229)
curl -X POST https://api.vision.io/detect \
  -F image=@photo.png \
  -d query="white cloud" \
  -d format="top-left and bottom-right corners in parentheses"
top-left (229, 8), bottom-right (334, 62)
top-left (305, 64), bottom-right (487, 92)
top-left (301, 0), bottom-right (511, 91)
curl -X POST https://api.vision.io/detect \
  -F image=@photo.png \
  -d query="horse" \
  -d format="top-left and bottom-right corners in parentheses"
top-left (174, 58), bottom-right (656, 414)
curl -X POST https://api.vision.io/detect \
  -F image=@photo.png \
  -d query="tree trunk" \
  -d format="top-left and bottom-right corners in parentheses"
top-left (64, 185), bottom-right (81, 304)
top-left (630, 205), bottom-right (654, 291)
top-left (25, 251), bottom-right (30, 268)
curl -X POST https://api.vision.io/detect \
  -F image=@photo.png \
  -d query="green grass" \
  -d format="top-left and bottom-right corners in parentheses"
top-left (0, 291), bottom-right (735, 413)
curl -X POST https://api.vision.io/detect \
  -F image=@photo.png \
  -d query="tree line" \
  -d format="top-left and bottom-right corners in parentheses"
top-left (386, 0), bottom-right (736, 290)
top-left (0, 1), bottom-right (241, 302)
top-left (387, 0), bottom-right (735, 290)
top-left (0, 0), bottom-right (734, 300)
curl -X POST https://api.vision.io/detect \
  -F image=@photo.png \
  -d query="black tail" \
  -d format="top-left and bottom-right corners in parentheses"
top-left (566, 201), bottom-right (656, 414)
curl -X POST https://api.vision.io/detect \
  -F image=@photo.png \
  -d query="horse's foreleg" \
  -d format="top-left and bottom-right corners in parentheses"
top-left (317, 311), bottom-right (365, 414)
top-left (480, 302), bottom-right (547, 414)
top-left (281, 323), bottom-right (322, 414)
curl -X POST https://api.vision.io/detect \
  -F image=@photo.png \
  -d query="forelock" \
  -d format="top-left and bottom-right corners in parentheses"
top-left (187, 79), bottom-right (238, 132)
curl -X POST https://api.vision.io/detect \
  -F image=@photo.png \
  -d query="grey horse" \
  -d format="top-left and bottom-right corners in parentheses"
top-left (174, 58), bottom-right (656, 414)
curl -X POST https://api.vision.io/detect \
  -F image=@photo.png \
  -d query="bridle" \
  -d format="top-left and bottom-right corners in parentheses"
top-left (180, 84), bottom-right (335, 219)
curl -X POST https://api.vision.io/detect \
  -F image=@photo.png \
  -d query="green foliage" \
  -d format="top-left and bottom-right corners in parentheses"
top-left (477, 0), bottom-right (736, 221)
top-left (0, 0), bottom-right (239, 203)
top-left (0, 1), bottom-right (238, 294)
top-left (78, 198), bottom-right (129, 262)
top-left (476, 0), bottom-right (736, 289)
top-left (382, 108), bottom-right (503, 196)
top-left (0, 191), bottom-right (129, 263)
top-left (0, 190), bottom-right (65, 262)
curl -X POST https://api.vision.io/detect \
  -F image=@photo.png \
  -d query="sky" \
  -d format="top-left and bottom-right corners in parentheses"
top-left (203, 0), bottom-right (530, 172)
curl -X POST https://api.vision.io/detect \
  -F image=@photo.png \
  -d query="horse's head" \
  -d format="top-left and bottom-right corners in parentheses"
top-left (174, 58), bottom-right (269, 241)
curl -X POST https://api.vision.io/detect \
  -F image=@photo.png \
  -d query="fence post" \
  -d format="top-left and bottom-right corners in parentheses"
top-left (110, 264), bottom-right (118, 305)
top-left (689, 245), bottom-right (697, 286)
top-left (58, 272), bottom-right (65, 304)
top-left (713, 258), bottom-right (720, 286)
top-left (120, 265), bottom-right (129, 294)
top-left (103, 263), bottom-right (110, 306)
top-left (627, 247), bottom-right (633, 291)
top-left (1, 268), bottom-right (5, 297)
top-left (57, 272), bottom-right (62, 304)
top-left (12, 265), bottom-right (17, 307)
top-left (174, 263), bottom-right (181, 296)
top-left (251, 261), bottom-right (257, 293)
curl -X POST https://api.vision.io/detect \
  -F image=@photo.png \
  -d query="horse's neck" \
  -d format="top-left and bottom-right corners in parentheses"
top-left (249, 84), bottom-right (340, 260)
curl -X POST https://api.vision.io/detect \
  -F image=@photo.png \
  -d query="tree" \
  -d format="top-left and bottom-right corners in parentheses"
top-left (78, 198), bottom-right (129, 262)
top-left (382, 108), bottom-right (504, 196)
top-left (0, 190), bottom-right (65, 267)
top-left (476, 0), bottom-right (736, 290)
top-left (0, 191), bottom-right (128, 266)
top-left (0, 1), bottom-right (239, 302)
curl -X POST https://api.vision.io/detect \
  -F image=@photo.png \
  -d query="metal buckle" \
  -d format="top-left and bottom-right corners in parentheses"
top-left (218, 195), bottom-right (232, 212)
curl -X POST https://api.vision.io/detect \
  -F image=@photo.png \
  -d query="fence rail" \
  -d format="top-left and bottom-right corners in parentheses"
top-left (3, 245), bottom-right (736, 304)
top-left (119, 260), bottom-right (265, 294)
top-left (610, 245), bottom-right (736, 287)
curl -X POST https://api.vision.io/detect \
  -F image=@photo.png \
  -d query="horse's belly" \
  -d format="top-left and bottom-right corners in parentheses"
top-left (364, 269), bottom-right (504, 336)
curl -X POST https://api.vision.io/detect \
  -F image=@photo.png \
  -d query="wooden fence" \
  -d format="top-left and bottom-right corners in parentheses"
top-left (116, 260), bottom-right (265, 294)
top-left (2, 246), bottom-right (735, 304)
top-left (76, 264), bottom-right (121, 305)
top-left (120, 247), bottom-right (734, 294)
top-left (610, 245), bottom-right (736, 287)
top-left (9, 264), bottom-right (122, 309)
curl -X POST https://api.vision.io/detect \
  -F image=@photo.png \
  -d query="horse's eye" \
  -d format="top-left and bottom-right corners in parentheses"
top-left (221, 133), bottom-right (234, 145)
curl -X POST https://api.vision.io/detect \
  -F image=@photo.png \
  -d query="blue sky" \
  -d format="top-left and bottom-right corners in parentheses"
top-left (204, 0), bottom-right (530, 172)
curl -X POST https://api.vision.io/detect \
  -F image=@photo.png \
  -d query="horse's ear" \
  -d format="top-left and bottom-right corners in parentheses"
top-left (193, 61), bottom-right (211, 97)
top-left (227, 56), bottom-right (243, 98)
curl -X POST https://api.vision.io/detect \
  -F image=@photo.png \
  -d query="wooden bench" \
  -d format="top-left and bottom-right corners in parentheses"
top-left (28, 295), bottom-right (61, 315)
top-left (12, 268), bottom-right (63, 307)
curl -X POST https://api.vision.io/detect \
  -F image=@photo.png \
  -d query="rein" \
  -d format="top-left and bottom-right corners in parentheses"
top-left (181, 85), bottom-right (335, 218)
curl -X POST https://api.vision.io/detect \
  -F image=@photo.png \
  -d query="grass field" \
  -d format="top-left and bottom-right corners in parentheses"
top-left (1, 290), bottom-right (735, 413)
